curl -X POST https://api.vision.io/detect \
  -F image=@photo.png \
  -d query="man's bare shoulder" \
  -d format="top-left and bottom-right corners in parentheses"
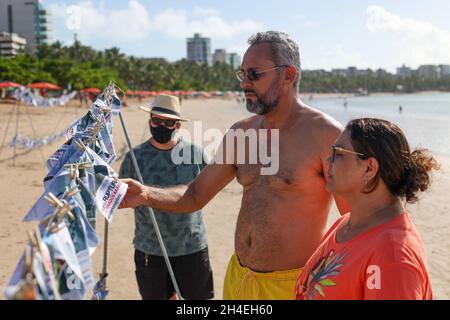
top-left (299, 102), bottom-right (344, 138)
top-left (230, 115), bottom-right (260, 130)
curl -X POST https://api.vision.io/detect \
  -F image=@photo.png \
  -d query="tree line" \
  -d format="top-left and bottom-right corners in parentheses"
top-left (1, 40), bottom-right (450, 93)
top-left (0, 40), bottom-right (240, 92)
top-left (301, 72), bottom-right (450, 93)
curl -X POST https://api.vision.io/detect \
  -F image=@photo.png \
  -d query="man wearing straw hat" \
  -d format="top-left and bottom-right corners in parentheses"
top-left (120, 31), bottom-right (348, 300)
top-left (119, 94), bottom-right (213, 300)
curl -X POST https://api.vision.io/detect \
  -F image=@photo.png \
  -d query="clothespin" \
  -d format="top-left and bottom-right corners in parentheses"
top-left (23, 242), bottom-right (34, 276)
top-left (64, 162), bottom-right (93, 181)
top-left (75, 139), bottom-right (86, 152)
top-left (61, 186), bottom-right (79, 200)
top-left (44, 192), bottom-right (75, 221)
top-left (96, 104), bottom-right (111, 114)
top-left (68, 164), bottom-right (77, 180)
top-left (26, 230), bottom-right (39, 248)
top-left (85, 118), bottom-right (106, 144)
top-left (43, 190), bottom-right (77, 234)
top-left (24, 229), bottom-right (39, 273)
top-left (26, 228), bottom-right (53, 274)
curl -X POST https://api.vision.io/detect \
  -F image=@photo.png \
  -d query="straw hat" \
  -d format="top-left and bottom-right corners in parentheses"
top-left (139, 94), bottom-right (188, 121)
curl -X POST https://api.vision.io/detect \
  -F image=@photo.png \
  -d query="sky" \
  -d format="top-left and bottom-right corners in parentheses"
top-left (41, 0), bottom-right (450, 73)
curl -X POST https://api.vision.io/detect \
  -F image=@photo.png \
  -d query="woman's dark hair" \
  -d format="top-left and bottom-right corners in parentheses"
top-left (346, 118), bottom-right (440, 203)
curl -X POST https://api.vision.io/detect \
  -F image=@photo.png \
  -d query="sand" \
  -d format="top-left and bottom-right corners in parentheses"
top-left (0, 97), bottom-right (449, 300)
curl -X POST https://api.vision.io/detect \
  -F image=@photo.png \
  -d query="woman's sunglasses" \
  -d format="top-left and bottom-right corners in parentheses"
top-left (235, 65), bottom-right (289, 82)
top-left (150, 117), bottom-right (178, 127)
top-left (331, 146), bottom-right (368, 162)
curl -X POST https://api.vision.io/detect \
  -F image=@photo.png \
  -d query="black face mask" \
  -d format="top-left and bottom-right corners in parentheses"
top-left (150, 125), bottom-right (176, 144)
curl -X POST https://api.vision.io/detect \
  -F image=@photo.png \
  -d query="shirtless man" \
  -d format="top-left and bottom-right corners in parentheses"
top-left (119, 31), bottom-right (348, 299)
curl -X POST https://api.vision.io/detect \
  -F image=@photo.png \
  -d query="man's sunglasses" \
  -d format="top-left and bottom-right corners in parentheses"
top-left (331, 146), bottom-right (368, 162)
top-left (150, 117), bottom-right (178, 127)
top-left (235, 65), bottom-right (289, 82)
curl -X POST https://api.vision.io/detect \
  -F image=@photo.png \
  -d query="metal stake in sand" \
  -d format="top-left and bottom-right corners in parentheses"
top-left (12, 99), bottom-right (20, 166)
top-left (0, 100), bottom-right (17, 160)
top-left (118, 111), bottom-right (183, 300)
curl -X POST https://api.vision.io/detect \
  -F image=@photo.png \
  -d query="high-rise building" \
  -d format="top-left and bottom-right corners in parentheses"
top-left (397, 64), bottom-right (413, 78)
top-left (213, 49), bottom-right (227, 64)
top-left (331, 69), bottom-right (348, 77)
top-left (417, 65), bottom-right (439, 80)
top-left (438, 64), bottom-right (450, 77)
top-left (0, 32), bottom-right (27, 57)
top-left (186, 33), bottom-right (212, 66)
top-left (0, 0), bottom-right (52, 53)
top-left (228, 53), bottom-right (241, 70)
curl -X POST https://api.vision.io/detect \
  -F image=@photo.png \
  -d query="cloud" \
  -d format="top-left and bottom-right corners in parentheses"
top-left (152, 7), bottom-right (263, 39)
top-left (290, 15), bottom-right (318, 29)
top-left (48, 2), bottom-right (262, 46)
top-left (366, 5), bottom-right (450, 66)
top-left (306, 44), bottom-right (368, 70)
top-left (192, 7), bottom-right (220, 17)
top-left (48, 0), bottom-right (151, 42)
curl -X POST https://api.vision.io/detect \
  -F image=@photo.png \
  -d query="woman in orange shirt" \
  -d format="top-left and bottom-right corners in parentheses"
top-left (296, 118), bottom-right (439, 300)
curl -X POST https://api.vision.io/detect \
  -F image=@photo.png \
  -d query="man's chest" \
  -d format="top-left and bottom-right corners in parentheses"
top-left (235, 139), bottom-right (323, 191)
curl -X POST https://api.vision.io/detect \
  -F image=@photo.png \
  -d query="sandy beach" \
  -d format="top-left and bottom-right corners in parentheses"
top-left (0, 97), bottom-right (449, 300)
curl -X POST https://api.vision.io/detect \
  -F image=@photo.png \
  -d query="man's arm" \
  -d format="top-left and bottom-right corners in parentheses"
top-left (119, 120), bottom-right (249, 213)
top-left (318, 114), bottom-right (351, 215)
top-left (120, 161), bottom-right (236, 213)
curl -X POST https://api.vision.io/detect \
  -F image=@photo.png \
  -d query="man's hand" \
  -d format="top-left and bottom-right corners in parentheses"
top-left (119, 178), bottom-right (148, 209)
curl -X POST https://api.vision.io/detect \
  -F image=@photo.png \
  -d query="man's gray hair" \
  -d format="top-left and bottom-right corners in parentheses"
top-left (248, 31), bottom-right (301, 92)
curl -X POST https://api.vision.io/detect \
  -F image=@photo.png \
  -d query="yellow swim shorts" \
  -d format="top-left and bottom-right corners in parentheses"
top-left (223, 253), bottom-right (303, 300)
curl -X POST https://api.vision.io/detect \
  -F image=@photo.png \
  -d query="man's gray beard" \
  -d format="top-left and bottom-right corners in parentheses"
top-left (246, 89), bottom-right (280, 115)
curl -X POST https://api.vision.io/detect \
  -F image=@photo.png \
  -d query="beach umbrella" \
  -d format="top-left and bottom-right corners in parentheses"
top-left (28, 82), bottom-right (62, 90)
top-left (0, 81), bottom-right (22, 88)
top-left (80, 87), bottom-right (101, 93)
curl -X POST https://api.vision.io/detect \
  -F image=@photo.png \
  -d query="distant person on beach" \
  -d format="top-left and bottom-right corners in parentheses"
top-left (83, 92), bottom-right (89, 105)
top-left (296, 118), bottom-right (438, 300)
top-left (119, 94), bottom-right (214, 300)
top-left (119, 31), bottom-right (348, 299)
top-left (344, 98), bottom-right (348, 110)
top-left (399, 105), bottom-right (403, 114)
top-left (78, 91), bottom-right (83, 106)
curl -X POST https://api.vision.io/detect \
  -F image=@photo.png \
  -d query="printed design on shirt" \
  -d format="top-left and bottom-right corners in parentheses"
top-left (298, 248), bottom-right (348, 299)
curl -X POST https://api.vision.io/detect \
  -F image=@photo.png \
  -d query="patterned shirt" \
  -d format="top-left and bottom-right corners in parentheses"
top-left (295, 212), bottom-right (432, 300)
top-left (119, 138), bottom-right (209, 257)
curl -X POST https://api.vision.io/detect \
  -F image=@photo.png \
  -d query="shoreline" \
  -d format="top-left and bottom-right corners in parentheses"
top-left (301, 90), bottom-right (450, 99)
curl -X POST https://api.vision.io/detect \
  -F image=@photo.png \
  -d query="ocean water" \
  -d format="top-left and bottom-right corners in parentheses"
top-left (305, 93), bottom-right (450, 156)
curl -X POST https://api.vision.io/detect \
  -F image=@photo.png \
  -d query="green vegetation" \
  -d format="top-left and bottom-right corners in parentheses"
top-left (301, 72), bottom-right (450, 93)
top-left (1, 40), bottom-right (450, 93)
top-left (0, 40), bottom-right (240, 92)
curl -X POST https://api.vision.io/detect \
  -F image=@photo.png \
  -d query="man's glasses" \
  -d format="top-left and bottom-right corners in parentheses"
top-left (235, 65), bottom-right (289, 82)
top-left (150, 117), bottom-right (178, 127)
top-left (331, 146), bottom-right (368, 163)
